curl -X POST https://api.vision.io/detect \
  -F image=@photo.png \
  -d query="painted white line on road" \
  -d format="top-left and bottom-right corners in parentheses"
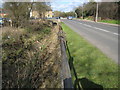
top-left (113, 33), bottom-right (119, 35)
top-left (82, 23), bottom-right (110, 33)
top-left (78, 23), bottom-right (119, 36)
top-left (83, 24), bottom-right (92, 27)
top-left (93, 27), bottom-right (109, 32)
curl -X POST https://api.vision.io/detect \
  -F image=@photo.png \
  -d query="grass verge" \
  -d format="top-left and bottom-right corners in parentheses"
top-left (78, 18), bottom-right (120, 24)
top-left (99, 20), bottom-right (120, 24)
top-left (61, 22), bottom-right (119, 88)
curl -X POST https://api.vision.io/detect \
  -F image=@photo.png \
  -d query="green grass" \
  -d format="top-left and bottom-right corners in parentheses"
top-left (61, 22), bottom-right (119, 88)
top-left (99, 20), bottom-right (120, 24)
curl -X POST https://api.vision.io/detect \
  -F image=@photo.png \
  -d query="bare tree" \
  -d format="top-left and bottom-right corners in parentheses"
top-left (35, 2), bottom-right (52, 18)
top-left (3, 2), bottom-right (34, 27)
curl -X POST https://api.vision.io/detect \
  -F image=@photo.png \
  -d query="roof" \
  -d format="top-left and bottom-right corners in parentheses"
top-left (0, 9), bottom-right (8, 14)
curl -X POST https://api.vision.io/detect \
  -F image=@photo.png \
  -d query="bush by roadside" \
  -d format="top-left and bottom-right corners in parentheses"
top-left (99, 19), bottom-right (120, 24)
top-left (78, 17), bottom-right (120, 25)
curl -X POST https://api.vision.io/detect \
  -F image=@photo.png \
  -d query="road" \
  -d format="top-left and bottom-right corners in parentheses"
top-left (61, 19), bottom-right (119, 63)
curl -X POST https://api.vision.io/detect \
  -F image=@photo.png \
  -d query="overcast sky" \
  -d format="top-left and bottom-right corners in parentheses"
top-left (51, 0), bottom-right (88, 12)
top-left (51, 2), bottom-right (81, 12)
top-left (0, 0), bottom-right (3, 8)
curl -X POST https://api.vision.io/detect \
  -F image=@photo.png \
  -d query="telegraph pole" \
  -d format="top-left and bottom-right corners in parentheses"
top-left (82, 2), bottom-right (84, 19)
top-left (95, 2), bottom-right (98, 22)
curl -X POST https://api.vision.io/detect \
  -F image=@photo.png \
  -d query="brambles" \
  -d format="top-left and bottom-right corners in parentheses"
top-left (2, 21), bottom-right (61, 88)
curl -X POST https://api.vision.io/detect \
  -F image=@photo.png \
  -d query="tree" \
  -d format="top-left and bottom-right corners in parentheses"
top-left (98, 2), bottom-right (118, 20)
top-left (83, 2), bottom-right (96, 19)
top-left (3, 2), bottom-right (52, 27)
top-left (75, 6), bottom-right (82, 18)
top-left (75, 1), bottom-right (119, 20)
top-left (75, 1), bottom-right (96, 19)
top-left (3, 2), bottom-right (33, 27)
top-left (53, 11), bottom-right (62, 17)
top-left (53, 11), bottom-right (75, 18)
top-left (35, 2), bottom-right (52, 18)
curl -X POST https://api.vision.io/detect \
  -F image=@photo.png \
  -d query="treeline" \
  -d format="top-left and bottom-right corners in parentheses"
top-left (3, 2), bottom-right (51, 27)
top-left (53, 11), bottom-right (76, 17)
top-left (75, 1), bottom-right (119, 20)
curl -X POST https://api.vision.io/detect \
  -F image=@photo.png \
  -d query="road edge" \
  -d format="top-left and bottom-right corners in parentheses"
top-left (74, 18), bottom-right (120, 27)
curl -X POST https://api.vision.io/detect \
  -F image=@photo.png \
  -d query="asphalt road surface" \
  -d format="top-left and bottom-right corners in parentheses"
top-left (62, 19), bottom-right (119, 63)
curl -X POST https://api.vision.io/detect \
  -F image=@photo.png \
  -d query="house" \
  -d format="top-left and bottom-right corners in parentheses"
top-left (0, 9), bottom-right (8, 18)
top-left (30, 9), bottom-right (53, 19)
top-left (30, 10), bottom-right (40, 19)
top-left (45, 10), bottom-right (53, 18)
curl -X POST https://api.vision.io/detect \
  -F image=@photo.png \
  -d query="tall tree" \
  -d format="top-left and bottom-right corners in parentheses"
top-left (75, 6), bottom-right (82, 18)
top-left (75, 1), bottom-right (119, 20)
top-left (98, 2), bottom-right (118, 20)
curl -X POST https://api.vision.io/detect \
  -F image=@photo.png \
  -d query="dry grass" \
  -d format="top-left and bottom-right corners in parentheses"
top-left (2, 21), bottom-right (62, 88)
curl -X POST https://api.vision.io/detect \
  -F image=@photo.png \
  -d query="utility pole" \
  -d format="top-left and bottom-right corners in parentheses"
top-left (82, 2), bottom-right (84, 19)
top-left (95, 2), bottom-right (98, 22)
top-left (30, 0), bottom-right (34, 18)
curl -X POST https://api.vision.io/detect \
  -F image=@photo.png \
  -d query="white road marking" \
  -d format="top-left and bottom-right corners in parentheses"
top-left (78, 23), bottom-right (119, 36)
top-left (83, 24), bottom-right (92, 27)
top-left (113, 33), bottom-right (119, 35)
top-left (93, 27), bottom-right (109, 32)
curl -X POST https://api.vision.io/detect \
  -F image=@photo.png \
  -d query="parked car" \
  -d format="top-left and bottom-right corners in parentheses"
top-left (56, 17), bottom-right (60, 19)
top-left (0, 18), bottom-right (4, 25)
top-left (67, 16), bottom-right (73, 20)
top-left (0, 18), bottom-right (11, 26)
